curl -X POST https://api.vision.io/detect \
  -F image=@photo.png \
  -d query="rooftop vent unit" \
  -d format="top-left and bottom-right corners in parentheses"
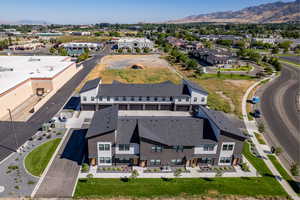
top-left (0, 66), bottom-right (13, 72)
top-left (28, 57), bottom-right (41, 62)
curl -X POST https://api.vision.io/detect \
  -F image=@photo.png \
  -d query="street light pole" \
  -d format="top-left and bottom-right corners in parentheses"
top-left (7, 109), bottom-right (18, 151)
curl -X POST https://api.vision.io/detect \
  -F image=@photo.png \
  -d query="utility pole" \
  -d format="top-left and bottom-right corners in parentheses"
top-left (7, 109), bottom-right (18, 151)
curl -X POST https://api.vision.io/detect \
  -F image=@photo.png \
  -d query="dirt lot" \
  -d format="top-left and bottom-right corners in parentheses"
top-left (102, 54), bottom-right (173, 69)
top-left (77, 55), bottom-right (181, 91)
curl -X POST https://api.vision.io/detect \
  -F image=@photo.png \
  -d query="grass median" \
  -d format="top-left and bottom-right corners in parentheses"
top-left (268, 155), bottom-right (300, 194)
top-left (25, 138), bottom-right (61, 177)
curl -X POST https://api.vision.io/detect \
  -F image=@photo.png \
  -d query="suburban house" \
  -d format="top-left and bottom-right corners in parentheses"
top-left (80, 79), bottom-right (208, 111)
top-left (86, 105), bottom-right (246, 167)
top-left (191, 48), bottom-right (236, 66)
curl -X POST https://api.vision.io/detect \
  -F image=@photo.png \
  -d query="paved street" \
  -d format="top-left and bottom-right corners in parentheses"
top-left (34, 129), bottom-right (87, 198)
top-left (0, 47), bottom-right (109, 162)
top-left (260, 64), bottom-right (300, 163)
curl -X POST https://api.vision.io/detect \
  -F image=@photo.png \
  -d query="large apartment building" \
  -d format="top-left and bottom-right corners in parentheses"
top-left (80, 78), bottom-right (208, 112)
top-left (86, 105), bottom-right (246, 167)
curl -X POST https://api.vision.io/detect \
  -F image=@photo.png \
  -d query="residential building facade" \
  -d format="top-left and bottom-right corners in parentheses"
top-left (86, 106), bottom-right (246, 167)
top-left (114, 37), bottom-right (154, 50)
top-left (80, 79), bottom-right (208, 112)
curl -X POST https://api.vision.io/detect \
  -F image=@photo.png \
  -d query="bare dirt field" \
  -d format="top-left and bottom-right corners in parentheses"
top-left (76, 54), bottom-right (181, 91)
top-left (102, 54), bottom-right (173, 69)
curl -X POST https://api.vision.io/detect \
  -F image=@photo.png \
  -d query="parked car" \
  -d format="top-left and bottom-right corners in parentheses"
top-left (253, 109), bottom-right (261, 118)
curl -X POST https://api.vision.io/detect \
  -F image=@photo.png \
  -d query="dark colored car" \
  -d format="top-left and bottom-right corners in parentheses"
top-left (253, 109), bottom-right (261, 118)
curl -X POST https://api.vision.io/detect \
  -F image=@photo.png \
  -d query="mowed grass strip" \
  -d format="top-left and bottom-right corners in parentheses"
top-left (25, 138), bottom-right (61, 176)
top-left (268, 155), bottom-right (300, 194)
top-left (74, 143), bottom-right (287, 198)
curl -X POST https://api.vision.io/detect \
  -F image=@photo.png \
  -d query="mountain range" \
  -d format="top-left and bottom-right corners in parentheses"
top-left (168, 0), bottom-right (300, 24)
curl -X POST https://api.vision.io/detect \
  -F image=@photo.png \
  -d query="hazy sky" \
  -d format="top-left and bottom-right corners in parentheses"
top-left (0, 0), bottom-right (294, 24)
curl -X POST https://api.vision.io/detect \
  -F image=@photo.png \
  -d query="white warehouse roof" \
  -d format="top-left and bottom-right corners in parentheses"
top-left (0, 56), bottom-right (74, 95)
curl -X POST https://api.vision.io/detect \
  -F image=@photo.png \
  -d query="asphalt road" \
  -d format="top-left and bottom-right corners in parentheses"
top-left (35, 129), bottom-right (87, 198)
top-left (260, 63), bottom-right (300, 163)
top-left (0, 47), bottom-right (109, 162)
top-left (279, 56), bottom-right (300, 65)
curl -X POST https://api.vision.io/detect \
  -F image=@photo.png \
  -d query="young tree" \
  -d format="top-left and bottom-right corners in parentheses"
top-left (275, 147), bottom-right (283, 156)
top-left (290, 163), bottom-right (299, 176)
top-left (49, 47), bottom-right (56, 55)
top-left (258, 122), bottom-right (265, 133)
top-left (130, 169), bottom-right (139, 179)
top-left (173, 168), bottom-right (182, 179)
top-left (86, 173), bottom-right (93, 182)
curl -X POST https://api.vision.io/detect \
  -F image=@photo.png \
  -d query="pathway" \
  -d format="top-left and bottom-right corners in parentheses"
top-left (241, 74), bottom-right (300, 200)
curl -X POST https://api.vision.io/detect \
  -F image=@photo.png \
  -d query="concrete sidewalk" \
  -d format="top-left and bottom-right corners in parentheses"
top-left (242, 75), bottom-right (300, 200)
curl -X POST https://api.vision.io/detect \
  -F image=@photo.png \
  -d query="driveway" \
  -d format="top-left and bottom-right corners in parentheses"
top-left (34, 129), bottom-right (87, 198)
top-left (0, 48), bottom-right (109, 162)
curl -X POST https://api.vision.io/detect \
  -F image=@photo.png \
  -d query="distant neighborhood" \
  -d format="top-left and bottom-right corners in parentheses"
top-left (0, 19), bottom-right (299, 200)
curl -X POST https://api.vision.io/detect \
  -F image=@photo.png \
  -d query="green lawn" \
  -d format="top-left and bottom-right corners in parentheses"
top-left (268, 155), bottom-right (300, 194)
top-left (254, 132), bottom-right (266, 145)
top-left (219, 66), bottom-right (253, 72)
top-left (199, 73), bottom-right (256, 80)
top-left (74, 143), bottom-right (287, 198)
top-left (25, 138), bottom-right (61, 176)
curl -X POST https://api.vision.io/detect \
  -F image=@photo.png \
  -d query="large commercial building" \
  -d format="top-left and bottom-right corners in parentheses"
top-left (80, 78), bottom-right (208, 112)
top-left (0, 56), bottom-right (78, 119)
top-left (86, 105), bottom-right (246, 167)
top-left (59, 42), bottom-right (102, 56)
top-left (114, 37), bottom-right (154, 50)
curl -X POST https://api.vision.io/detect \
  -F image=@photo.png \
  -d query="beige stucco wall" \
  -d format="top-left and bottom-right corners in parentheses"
top-left (31, 79), bottom-right (53, 94)
top-left (52, 63), bottom-right (77, 92)
top-left (0, 62), bottom-right (77, 120)
top-left (0, 79), bottom-right (34, 119)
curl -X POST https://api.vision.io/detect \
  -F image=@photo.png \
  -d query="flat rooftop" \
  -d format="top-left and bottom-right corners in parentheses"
top-left (0, 56), bottom-right (74, 95)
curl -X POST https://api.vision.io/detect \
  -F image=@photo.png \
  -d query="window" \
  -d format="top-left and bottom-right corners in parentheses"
top-left (146, 96), bottom-right (150, 101)
top-left (99, 97), bottom-right (102, 101)
top-left (200, 157), bottom-right (213, 164)
top-left (220, 157), bottom-right (231, 164)
top-left (173, 145), bottom-right (184, 152)
top-left (150, 159), bottom-right (161, 165)
top-left (119, 144), bottom-right (130, 151)
top-left (154, 97), bottom-right (158, 101)
top-left (99, 144), bottom-right (110, 151)
top-left (170, 97), bottom-right (173, 101)
top-left (99, 157), bottom-right (111, 164)
top-left (107, 97), bottom-right (110, 101)
top-left (194, 97), bottom-right (197, 102)
top-left (138, 96), bottom-right (142, 101)
top-left (123, 96), bottom-right (126, 101)
top-left (115, 97), bottom-right (119, 101)
top-left (151, 145), bottom-right (163, 152)
top-left (171, 159), bottom-right (182, 165)
top-left (91, 96), bottom-right (95, 101)
top-left (201, 97), bottom-right (205, 102)
top-left (222, 144), bottom-right (234, 151)
top-left (162, 97), bottom-right (166, 101)
top-left (131, 97), bottom-right (135, 101)
top-left (83, 96), bottom-right (87, 101)
top-left (203, 144), bottom-right (215, 151)
top-left (186, 97), bottom-right (190, 102)
top-left (178, 98), bottom-right (181, 102)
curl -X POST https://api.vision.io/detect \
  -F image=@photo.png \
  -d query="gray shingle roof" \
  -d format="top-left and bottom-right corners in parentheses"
top-left (80, 78), bottom-right (100, 93)
top-left (138, 117), bottom-right (216, 145)
top-left (116, 118), bottom-right (137, 143)
top-left (85, 105), bottom-right (118, 138)
top-left (98, 81), bottom-right (187, 97)
top-left (183, 79), bottom-right (208, 94)
top-left (198, 106), bottom-right (246, 139)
